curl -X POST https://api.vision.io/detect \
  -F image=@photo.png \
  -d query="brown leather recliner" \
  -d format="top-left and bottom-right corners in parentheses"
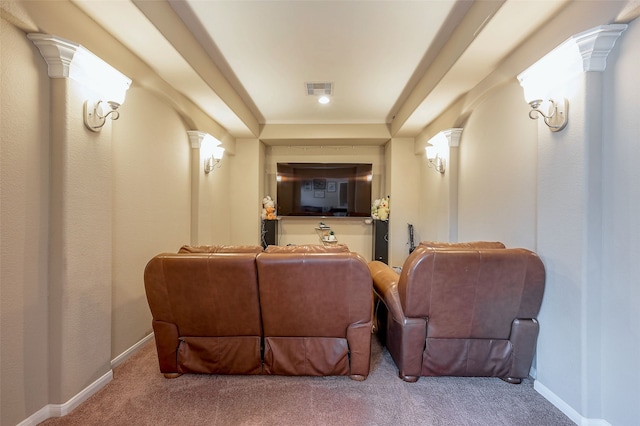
top-left (145, 252), bottom-right (264, 377)
top-left (368, 244), bottom-right (545, 383)
top-left (256, 245), bottom-right (373, 380)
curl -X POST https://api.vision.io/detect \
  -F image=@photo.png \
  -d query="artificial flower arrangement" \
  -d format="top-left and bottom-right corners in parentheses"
top-left (371, 196), bottom-right (390, 221)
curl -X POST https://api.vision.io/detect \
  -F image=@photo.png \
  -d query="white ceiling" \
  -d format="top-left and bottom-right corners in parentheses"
top-left (73, 0), bottom-right (569, 140)
top-left (178, 0), bottom-right (459, 125)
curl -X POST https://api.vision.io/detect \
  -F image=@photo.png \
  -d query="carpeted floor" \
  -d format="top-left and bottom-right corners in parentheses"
top-left (40, 335), bottom-right (574, 425)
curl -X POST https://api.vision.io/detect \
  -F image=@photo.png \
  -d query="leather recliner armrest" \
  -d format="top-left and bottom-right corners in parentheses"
top-left (368, 261), bottom-right (405, 322)
top-left (368, 260), bottom-right (427, 381)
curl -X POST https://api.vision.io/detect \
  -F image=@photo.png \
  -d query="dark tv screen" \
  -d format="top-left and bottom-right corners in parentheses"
top-left (276, 163), bottom-right (372, 217)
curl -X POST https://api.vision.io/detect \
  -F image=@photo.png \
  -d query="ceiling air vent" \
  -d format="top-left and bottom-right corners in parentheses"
top-left (305, 82), bottom-right (333, 96)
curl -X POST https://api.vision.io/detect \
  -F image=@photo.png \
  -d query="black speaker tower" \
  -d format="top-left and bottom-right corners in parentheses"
top-left (261, 220), bottom-right (278, 249)
top-left (372, 220), bottom-right (389, 264)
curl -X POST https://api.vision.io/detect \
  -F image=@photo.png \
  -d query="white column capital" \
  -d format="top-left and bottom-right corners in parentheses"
top-left (442, 128), bottom-right (463, 147)
top-left (572, 24), bottom-right (628, 72)
top-left (27, 33), bottom-right (79, 78)
top-left (187, 131), bottom-right (207, 149)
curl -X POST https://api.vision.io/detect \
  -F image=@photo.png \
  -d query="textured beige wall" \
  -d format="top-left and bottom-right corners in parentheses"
top-left (229, 139), bottom-right (262, 245)
top-left (0, 17), bottom-right (51, 426)
top-left (111, 87), bottom-right (192, 359)
top-left (200, 141), bottom-right (232, 246)
top-left (1, 15), bottom-right (208, 423)
top-left (386, 139), bottom-right (421, 266)
top-left (417, 84), bottom-right (537, 249)
top-left (456, 81), bottom-right (537, 249)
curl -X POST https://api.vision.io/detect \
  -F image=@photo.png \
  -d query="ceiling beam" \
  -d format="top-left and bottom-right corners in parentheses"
top-left (132, 0), bottom-right (260, 137)
top-left (390, 0), bottom-right (505, 136)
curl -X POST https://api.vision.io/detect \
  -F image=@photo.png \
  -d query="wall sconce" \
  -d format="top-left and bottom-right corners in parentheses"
top-left (425, 145), bottom-right (445, 173)
top-left (517, 35), bottom-right (577, 133)
top-left (27, 33), bottom-right (132, 133)
top-left (425, 128), bottom-right (462, 175)
top-left (187, 131), bottom-right (225, 175)
top-left (518, 25), bottom-right (627, 133)
top-left (82, 69), bottom-right (131, 132)
top-left (205, 145), bottom-right (225, 173)
top-left (76, 46), bottom-right (131, 132)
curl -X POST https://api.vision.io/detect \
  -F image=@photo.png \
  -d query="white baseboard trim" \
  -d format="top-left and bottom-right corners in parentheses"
top-left (111, 332), bottom-right (155, 369)
top-left (17, 370), bottom-right (113, 426)
top-left (18, 333), bottom-right (155, 426)
top-left (534, 380), bottom-right (612, 426)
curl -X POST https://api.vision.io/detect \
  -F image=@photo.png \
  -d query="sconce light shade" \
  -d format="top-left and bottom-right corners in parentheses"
top-left (425, 145), bottom-right (438, 160)
top-left (80, 50), bottom-right (131, 131)
top-left (212, 145), bottom-right (225, 161)
top-left (517, 30), bottom-right (581, 132)
top-left (518, 66), bottom-right (568, 132)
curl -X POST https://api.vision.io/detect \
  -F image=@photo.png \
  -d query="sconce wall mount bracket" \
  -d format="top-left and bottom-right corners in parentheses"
top-left (428, 156), bottom-right (446, 174)
top-left (529, 98), bottom-right (568, 132)
top-left (84, 100), bottom-right (121, 132)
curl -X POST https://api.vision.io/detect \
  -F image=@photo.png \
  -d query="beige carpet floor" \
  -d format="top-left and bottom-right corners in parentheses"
top-left (40, 335), bottom-right (574, 425)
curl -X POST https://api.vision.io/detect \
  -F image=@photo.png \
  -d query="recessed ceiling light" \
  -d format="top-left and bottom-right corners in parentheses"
top-left (306, 82), bottom-right (333, 105)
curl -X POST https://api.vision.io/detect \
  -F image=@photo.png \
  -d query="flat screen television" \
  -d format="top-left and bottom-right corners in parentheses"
top-left (276, 163), bottom-right (372, 217)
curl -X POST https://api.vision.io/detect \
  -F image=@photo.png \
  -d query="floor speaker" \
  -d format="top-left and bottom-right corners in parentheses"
top-left (262, 220), bottom-right (278, 248)
top-left (372, 220), bottom-right (389, 264)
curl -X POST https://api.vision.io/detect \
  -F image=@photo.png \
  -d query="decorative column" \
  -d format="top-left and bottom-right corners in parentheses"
top-left (188, 131), bottom-right (205, 245)
top-left (518, 24), bottom-right (626, 421)
top-left (424, 128), bottom-right (463, 242)
top-left (187, 131), bottom-right (224, 246)
top-left (29, 33), bottom-right (130, 407)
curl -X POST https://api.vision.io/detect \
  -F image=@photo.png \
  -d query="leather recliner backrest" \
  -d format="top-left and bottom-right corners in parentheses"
top-left (144, 253), bottom-right (263, 337)
top-left (256, 251), bottom-right (371, 337)
top-left (419, 241), bottom-right (506, 249)
top-left (397, 247), bottom-right (545, 340)
top-left (178, 244), bottom-right (264, 253)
